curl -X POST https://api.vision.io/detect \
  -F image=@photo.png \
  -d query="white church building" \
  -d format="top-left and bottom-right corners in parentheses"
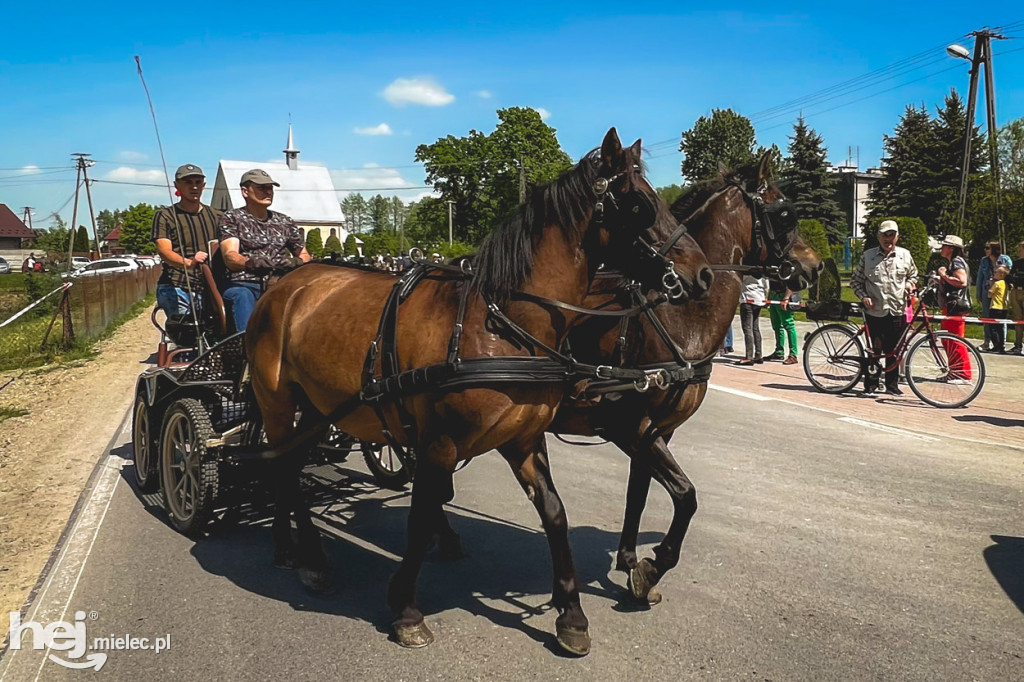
top-left (210, 126), bottom-right (352, 249)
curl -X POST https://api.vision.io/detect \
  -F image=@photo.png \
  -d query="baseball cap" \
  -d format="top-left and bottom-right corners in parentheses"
top-left (240, 169), bottom-right (280, 187)
top-left (879, 220), bottom-right (899, 234)
top-left (174, 164), bottom-right (204, 180)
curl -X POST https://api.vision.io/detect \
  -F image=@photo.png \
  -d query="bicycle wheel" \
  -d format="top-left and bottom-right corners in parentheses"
top-left (802, 324), bottom-right (865, 393)
top-left (905, 332), bottom-right (986, 408)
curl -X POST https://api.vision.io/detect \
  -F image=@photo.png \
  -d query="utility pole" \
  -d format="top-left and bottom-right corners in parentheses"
top-left (21, 207), bottom-right (33, 230)
top-left (948, 30), bottom-right (1006, 246)
top-left (446, 200), bottom-right (455, 246)
top-left (80, 160), bottom-right (101, 258)
top-left (66, 154), bottom-right (87, 268)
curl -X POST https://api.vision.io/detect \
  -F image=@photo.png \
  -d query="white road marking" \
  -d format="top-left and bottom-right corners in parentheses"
top-left (707, 383), bottom-right (772, 401)
top-left (837, 417), bottom-right (939, 442)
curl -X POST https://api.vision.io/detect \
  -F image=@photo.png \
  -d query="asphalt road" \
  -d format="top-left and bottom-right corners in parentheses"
top-left (2, 386), bottom-right (1022, 682)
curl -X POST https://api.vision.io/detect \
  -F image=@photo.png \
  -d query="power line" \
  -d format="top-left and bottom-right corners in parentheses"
top-left (91, 178), bottom-right (432, 192)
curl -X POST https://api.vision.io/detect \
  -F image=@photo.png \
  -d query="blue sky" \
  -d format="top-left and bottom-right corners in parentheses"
top-left (2, 2), bottom-right (1023, 229)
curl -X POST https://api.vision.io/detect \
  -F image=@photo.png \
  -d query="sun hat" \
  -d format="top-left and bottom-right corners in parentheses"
top-left (941, 235), bottom-right (964, 248)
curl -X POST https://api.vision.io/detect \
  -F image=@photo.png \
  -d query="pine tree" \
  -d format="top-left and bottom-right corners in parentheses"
top-left (324, 234), bottom-right (342, 254)
top-left (74, 226), bottom-right (90, 253)
top-left (782, 117), bottom-right (848, 244)
top-left (343, 234), bottom-right (359, 256)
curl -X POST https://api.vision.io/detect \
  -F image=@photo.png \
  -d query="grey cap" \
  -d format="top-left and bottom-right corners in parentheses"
top-left (240, 168), bottom-right (280, 187)
top-left (174, 164), bottom-right (205, 180)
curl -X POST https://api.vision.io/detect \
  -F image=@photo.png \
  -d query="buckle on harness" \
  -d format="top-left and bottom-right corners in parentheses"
top-left (595, 365), bottom-right (614, 379)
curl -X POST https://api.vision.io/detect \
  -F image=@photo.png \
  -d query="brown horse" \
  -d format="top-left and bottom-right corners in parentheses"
top-left (244, 129), bottom-right (713, 655)
top-left (548, 153), bottom-right (822, 604)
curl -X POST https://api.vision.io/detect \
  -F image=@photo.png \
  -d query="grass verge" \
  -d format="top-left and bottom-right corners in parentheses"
top-left (0, 406), bottom-right (29, 423)
top-left (0, 294), bottom-right (155, 372)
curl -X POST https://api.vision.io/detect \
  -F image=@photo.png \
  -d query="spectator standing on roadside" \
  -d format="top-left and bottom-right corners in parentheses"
top-left (976, 241), bottom-right (1012, 351)
top-left (737, 274), bottom-right (768, 365)
top-left (987, 266), bottom-right (1009, 353)
top-left (152, 164), bottom-right (221, 318)
top-left (850, 220), bottom-right (918, 395)
top-left (766, 281), bottom-right (799, 364)
top-left (219, 169), bottom-right (310, 331)
top-left (938, 235), bottom-right (973, 381)
top-left (1008, 241), bottom-right (1024, 354)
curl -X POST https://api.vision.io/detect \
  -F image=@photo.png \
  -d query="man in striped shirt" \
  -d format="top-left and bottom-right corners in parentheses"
top-left (151, 164), bottom-right (222, 317)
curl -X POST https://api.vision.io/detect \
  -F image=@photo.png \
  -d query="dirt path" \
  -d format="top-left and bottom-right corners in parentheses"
top-left (0, 310), bottom-right (159, 635)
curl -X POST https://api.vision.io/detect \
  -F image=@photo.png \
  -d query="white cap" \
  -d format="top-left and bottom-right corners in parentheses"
top-left (879, 220), bottom-right (899, 234)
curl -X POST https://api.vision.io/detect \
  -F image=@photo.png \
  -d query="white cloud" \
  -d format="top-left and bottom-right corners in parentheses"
top-left (104, 166), bottom-right (167, 183)
top-left (330, 163), bottom-right (435, 203)
top-left (118, 150), bottom-right (149, 163)
top-left (382, 77), bottom-right (455, 107)
top-left (353, 123), bottom-right (394, 136)
top-left (20, 165), bottom-right (41, 174)
top-left (534, 107), bottom-right (551, 121)
top-left (475, 90), bottom-right (492, 99)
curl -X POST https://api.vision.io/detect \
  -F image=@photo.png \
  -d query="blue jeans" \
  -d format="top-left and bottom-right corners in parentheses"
top-left (222, 281), bottom-right (262, 331)
top-left (156, 284), bottom-right (199, 318)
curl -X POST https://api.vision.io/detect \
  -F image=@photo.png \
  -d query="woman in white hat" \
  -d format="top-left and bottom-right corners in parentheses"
top-left (937, 235), bottom-right (973, 380)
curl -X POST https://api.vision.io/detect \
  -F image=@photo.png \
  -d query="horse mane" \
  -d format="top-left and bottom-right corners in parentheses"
top-left (669, 159), bottom-right (763, 223)
top-left (472, 149), bottom-right (606, 304)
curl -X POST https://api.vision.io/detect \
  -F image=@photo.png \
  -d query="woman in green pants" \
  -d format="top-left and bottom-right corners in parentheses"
top-left (766, 284), bottom-right (798, 364)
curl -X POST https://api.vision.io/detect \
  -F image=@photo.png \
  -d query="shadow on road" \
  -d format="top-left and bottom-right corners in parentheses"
top-left (953, 415), bottom-right (1024, 428)
top-left (983, 535), bottom-right (1024, 615)
top-left (122, 457), bottom-right (662, 649)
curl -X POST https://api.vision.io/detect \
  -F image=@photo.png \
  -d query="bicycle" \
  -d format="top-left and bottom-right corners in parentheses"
top-left (802, 275), bottom-right (986, 408)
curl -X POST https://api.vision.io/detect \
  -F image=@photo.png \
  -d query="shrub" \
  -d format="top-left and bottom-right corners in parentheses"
top-left (305, 229), bottom-right (324, 259)
top-left (324, 234), bottom-right (342, 255)
top-left (343, 234), bottom-right (359, 257)
top-left (797, 219), bottom-right (830, 263)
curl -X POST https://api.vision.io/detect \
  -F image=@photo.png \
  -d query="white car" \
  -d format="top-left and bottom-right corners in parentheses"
top-left (71, 256), bottom-right (91, 269)
top-left (68, 257), bottom-right (140, 278)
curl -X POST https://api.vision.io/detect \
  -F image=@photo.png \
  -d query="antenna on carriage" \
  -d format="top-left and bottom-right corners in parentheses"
top-left (134, 56), bottom-right (206, 351)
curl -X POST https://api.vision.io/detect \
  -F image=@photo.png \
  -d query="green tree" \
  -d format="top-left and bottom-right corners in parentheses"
top-left (679, 108), bottom-right (761, 183)
top-left (869, 91), bottom-right (985, 236)
top-left (415, 107), bottom-right (572, 245)
top-left (656, 184), bottom-right (686, 206)
top-left (73, 226), bottom-right (90, 253)
top-left (343, 233), bottom-right (359, 257)
top-left (96, 209), bottom-right (125, 236)
top-left (341, 193), bottom-right (368, 233)
top-left (368, 194), bottom-right (391, 234)
top-left (797, 219), bottom-right (830, 265)
top-left (118, 204), bottom-right (157, 254)
top-left (361, 231), bottom-right (399, 258)
top-left (35, 216), bottom-right (70, 258)
top-left (782, 117), bottom-right (848, 244)
top-left (864, 216), bottom-right (931, 278)
top-left (324, 233), bottom-right (343, 254)
top-left (305, 229), bottom-right (324, 258)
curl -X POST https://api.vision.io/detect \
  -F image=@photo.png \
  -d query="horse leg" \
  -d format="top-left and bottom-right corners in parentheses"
top-left (614, 457), bottom-right (654, 573)
top-left (620, 435), bottom-right (698, 606)
top-left (435, 506), bottom-right (464, 561)
top-left (500, 439), bottom-right (591, 657)
top-left (387, 437), bottom-right (456, 648)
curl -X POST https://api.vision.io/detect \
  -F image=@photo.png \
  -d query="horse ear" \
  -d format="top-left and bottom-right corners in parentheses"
top-left (601, 127), bottom-right (625, 168)
top-left (628, 138), bottom-right (643, 159)
top-left (757, 151), bottom-right (774, 184)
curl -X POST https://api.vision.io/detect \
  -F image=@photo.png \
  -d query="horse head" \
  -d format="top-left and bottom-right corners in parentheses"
top-left (591, 129), bottom-right (713, 302)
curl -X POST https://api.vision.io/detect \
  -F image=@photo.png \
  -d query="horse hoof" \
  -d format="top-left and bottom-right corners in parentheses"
top-left (555, 624), bottom-right (591, 657)
top-left (299, 568), bottom-right (336, 595)
top-left (628, 558), bottom-right (659, 604)
top-left (393, 620), bottom-right (434, 648)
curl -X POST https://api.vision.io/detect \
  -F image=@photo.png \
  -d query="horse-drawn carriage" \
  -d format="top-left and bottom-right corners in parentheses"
top-left (128, 130), bottom-right (821, 655)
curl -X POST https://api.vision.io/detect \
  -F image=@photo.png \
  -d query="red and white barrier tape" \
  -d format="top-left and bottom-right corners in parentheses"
top-left (743, 298), bottom-right (1024, 326)
top-left (0, 282), bottom-right (72, 329)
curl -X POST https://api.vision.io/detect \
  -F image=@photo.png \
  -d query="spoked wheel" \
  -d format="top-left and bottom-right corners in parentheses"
top-left (802, 324), bottom-right (865, 394)
top-left (160, 398), bottom-right (219, 535)
top-left (362, 442), bottom-right (413, 490)
top-left (905, 332), bottom-right (986, 408)
top-left (132, 392), bottom-right (159, 493)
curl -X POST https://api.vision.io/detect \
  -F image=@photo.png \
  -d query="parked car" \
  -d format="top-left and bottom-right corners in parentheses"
top-left (0, 257), bottom-right (10, 275)
top-left (133, 256), bottom-right (158, 269)
top-left (66, 257), bottom-right (140, 279)
top-left (71, 256), bottom-right (92, 269)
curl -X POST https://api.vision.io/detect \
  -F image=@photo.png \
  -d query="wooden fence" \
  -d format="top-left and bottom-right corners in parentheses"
top-left (68, 267), bottom-right (161, 338)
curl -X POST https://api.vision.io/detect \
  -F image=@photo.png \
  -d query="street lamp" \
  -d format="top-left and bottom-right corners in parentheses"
top-left (945, 44), bottom-right (970, 60)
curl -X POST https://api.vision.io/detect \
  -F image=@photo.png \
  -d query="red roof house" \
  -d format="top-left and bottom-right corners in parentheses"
top-left (0, 204), bottom-right (35, 249)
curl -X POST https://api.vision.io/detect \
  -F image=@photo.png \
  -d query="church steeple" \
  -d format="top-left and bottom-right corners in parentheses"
top-left (284, 123), bottom-right (300, 170)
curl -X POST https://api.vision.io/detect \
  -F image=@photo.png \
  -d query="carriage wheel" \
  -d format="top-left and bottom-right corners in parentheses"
top-left (362, 442), bottom-right (412, 490)
top-left (132, 393), bottom-right (159, 493)
top-left (905, 332), bottom-right (986, 408)
top-left (160, 398), bottom-right (219, 536)
top-left (802, 324), bottom-right (864, 394)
